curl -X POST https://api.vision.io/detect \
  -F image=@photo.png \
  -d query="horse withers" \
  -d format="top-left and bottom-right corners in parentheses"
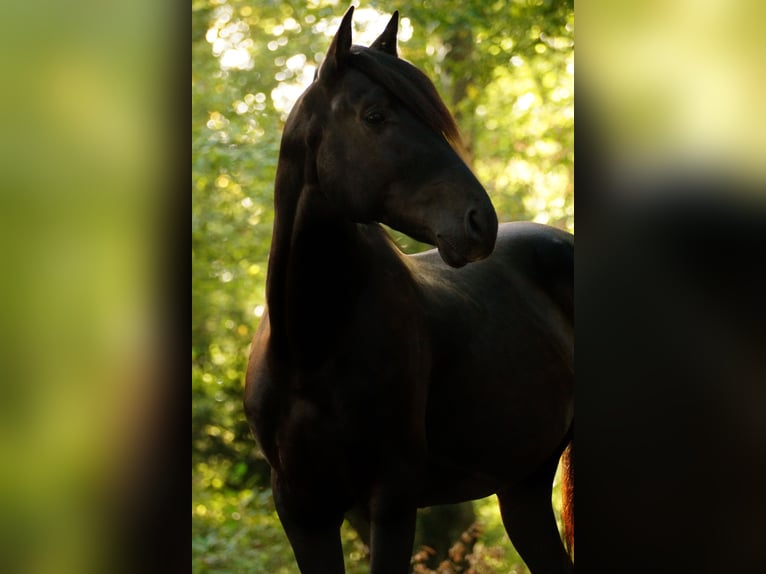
top-left (244, 8), bottom-right (574, 573)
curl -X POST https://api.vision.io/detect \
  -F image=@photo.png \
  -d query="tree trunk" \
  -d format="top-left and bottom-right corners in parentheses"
top-left (444, 22), bottom-right (476, 165)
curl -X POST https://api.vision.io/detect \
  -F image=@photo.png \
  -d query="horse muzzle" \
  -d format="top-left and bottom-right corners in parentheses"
top-left (436, 204), bottom-right (498, 268)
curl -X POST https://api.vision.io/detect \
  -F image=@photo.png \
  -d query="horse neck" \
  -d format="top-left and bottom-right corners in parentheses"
top-left (265, 147), bottom-right (392, 364)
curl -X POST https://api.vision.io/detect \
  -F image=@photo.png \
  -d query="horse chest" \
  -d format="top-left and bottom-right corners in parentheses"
top-left (263, 364), bottom-right (407, 480)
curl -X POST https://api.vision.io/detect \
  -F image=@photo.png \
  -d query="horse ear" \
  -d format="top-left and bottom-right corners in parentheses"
top-left (370, 11), bottom-right (399, 56)
top-left (318, 6), bottom-right (354, 81)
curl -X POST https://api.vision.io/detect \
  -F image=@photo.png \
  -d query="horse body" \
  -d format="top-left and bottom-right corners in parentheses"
top-left (244, 8), bottom-right (573, 573)
top-left (413, 222), bottom-right (574, 506)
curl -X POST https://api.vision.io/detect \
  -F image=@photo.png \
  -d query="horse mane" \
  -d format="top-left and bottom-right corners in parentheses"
top-left (349, 47), bottom-right (469, 162)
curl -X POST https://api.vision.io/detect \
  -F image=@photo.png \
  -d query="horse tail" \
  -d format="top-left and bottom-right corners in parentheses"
top-left (561, 437), bottom-right (574, 557)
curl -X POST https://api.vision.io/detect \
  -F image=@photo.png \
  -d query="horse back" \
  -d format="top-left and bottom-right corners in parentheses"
top-left (480, 221), bottom-right (573, 368)
top-left (413, 221), bottom-right (573, 335)
top-left (496, 221), bottom-right (573, 324)
top-left (410, 222), bottom-right (574, 490)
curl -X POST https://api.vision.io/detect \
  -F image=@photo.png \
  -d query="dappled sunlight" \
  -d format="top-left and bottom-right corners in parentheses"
top-left (269, 9), bottom-right (413, 117)
top-left (206, 5), bottom-right (254, 70)
top-left (205, 5), bottom-right (414, 116)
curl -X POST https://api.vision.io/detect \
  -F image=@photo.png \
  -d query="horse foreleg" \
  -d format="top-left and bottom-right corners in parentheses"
top-left (272, 473), bottom-right (346, 574)
top-left (368, 485), bottom-right (418, 574)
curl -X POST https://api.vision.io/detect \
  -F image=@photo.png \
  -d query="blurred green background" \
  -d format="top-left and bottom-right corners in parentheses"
top-left (0, 1), bottom-right (173, 573)
top-left (192, 1), bottom-right (573, 572)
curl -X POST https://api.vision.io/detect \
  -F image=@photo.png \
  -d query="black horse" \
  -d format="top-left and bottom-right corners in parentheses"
top-left (244, 8), bottom-right (574, 573)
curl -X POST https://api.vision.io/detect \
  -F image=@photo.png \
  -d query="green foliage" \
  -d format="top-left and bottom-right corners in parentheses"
top-left (193, 461), bottom-right (371, 573)
top-left (192, 0), bottom-right (573, 570)
top-left (193, 469), bottom-right (291, 573)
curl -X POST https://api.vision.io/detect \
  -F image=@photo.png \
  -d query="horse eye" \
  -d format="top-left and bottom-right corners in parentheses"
top-left (364, 111), bottom-right (386, 125)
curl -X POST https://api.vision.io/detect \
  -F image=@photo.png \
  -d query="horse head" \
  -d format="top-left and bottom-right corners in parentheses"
top-left (289, 7), bottom-right (498, 267)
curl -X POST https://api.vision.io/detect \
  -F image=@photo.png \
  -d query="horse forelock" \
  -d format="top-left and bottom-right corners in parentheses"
top-left (347, 47), bottom-right (468, 161)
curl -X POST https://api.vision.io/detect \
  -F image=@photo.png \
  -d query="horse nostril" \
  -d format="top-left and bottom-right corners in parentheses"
top-left (465, 208), bottom-right (483, 240)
